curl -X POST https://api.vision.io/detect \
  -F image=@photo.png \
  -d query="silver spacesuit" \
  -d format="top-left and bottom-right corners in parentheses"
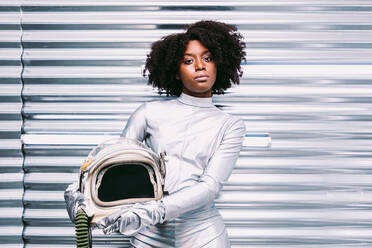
top-left (65, 92), bottom-right (245, 247)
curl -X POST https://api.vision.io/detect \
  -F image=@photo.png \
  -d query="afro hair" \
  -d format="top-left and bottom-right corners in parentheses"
top-left (143, 20), bottom-right (246, 96)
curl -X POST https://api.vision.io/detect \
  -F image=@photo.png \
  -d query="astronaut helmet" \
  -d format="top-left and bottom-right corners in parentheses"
top-left (78, 137), bottom-right (166, 223)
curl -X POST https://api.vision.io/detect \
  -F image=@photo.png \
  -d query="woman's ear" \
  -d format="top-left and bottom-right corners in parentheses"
top-left (176, 73), bottom-right (180, 80)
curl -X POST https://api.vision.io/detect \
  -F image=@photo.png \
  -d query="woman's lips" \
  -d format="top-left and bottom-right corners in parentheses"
top-left (194, 75), bottom-right (209, 81)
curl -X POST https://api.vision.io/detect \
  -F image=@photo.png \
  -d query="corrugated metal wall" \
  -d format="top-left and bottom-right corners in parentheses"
top-left (0, 1), bottom-right (24, 248)
top-left (0, 0), bottom-right (371, 247)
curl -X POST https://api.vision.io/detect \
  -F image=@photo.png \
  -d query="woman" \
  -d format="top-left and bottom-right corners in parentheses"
top-left (65, 20), bottom-right (246, 247)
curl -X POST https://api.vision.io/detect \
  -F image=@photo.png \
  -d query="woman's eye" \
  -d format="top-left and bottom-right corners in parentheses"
top-left (184, 59), bottom-right (193, 65)
top-left (204, 56), bottom-right (212, 62)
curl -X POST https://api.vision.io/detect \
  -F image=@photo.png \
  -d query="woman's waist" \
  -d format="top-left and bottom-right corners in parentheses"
top-left (135, 205), bottom-right (226, 246)
top-left (157, 203), bottom-right (221, 228)
top-left (175, 203), bottom-right (219, 222)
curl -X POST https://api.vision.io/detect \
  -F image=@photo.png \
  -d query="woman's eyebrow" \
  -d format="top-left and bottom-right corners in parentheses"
top-left (184, 50), bottom-right (210, 56)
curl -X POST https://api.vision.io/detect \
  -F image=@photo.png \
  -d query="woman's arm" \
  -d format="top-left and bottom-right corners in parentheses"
top-left (162, 118), bottom-right (245, 220)
top-left (121, 102), bottom-right (147, 141)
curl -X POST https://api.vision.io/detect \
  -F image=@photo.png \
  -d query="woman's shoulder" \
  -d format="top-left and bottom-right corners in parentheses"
top-left (213, 106), bottom-right (244, 124)
top-left (213, 109), bottom-right (246, 137)
top-left (132, 99), bottom-right (179, 121)
top-left (140, 98), bottom-right (178, 111)
top-left (134, 98), bottom-right (176, 111)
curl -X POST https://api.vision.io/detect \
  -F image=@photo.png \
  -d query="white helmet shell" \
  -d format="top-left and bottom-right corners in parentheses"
top-left (79, 137), bottom-right (166, 223)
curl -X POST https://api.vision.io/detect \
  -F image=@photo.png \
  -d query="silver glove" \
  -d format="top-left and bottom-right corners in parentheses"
top-left (94, 200), bottom-right (165, 236)
top-left (64, 181), bottom-right (93, 223)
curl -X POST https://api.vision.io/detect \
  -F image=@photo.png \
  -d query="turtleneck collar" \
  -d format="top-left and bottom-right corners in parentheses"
top-left (177, 92), bottom-right (214, 108)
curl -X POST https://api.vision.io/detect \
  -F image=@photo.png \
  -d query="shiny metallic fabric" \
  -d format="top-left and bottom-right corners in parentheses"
top-left (122, 92), bottom-right (246, 247)
top-left (64, 181), bottom-right (93, 223)
top-left (94, 200), bottom-right (166, 237)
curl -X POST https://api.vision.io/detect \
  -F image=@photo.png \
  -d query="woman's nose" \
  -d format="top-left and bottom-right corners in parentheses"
top-left (195, 58), bottom-right (205, 71)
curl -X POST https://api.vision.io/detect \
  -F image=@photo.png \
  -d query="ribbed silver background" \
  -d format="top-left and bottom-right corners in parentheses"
top-left (1, 0), bottom-right (372, 247)
top-left (0, 1), bottom-right (24, 248)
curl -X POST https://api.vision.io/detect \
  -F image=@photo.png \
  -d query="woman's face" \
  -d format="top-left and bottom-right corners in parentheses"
top-left (177, 40), bottom-right (217, 98)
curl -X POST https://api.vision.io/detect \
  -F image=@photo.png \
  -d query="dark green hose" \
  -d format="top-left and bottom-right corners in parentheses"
top-left (75, 209), bottom-right (91, 248)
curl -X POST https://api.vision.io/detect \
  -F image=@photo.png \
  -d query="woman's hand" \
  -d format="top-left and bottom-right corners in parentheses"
top-left (64, 182), bottom-right (93, 223)
top-left (94, 200), bottom-right (165, 236)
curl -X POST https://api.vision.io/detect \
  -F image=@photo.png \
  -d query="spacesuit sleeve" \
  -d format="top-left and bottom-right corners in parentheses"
top-left (162, 118), bottom-right (246, 221)
top-left (120, 102), bottom-right (147, 141)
